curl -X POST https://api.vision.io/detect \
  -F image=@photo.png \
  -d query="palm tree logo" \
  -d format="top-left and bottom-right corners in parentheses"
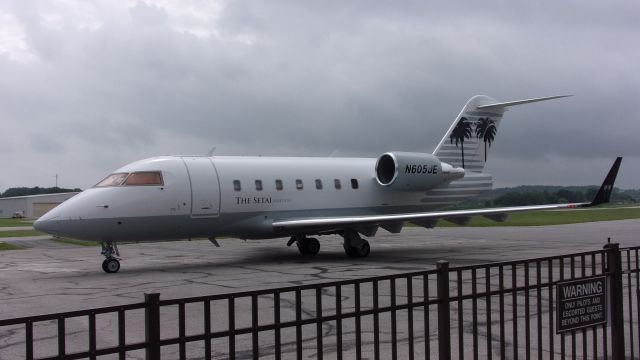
top-left (475, 117), bottom-right (497, 162)
top-left (449, 117), bottom-right (473, 168)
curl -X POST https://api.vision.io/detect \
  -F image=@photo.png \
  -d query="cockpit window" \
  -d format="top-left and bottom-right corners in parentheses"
top-left (95, 173), bottom-right (129, 187)
top-left (124, 171), bottom-right (164, 186)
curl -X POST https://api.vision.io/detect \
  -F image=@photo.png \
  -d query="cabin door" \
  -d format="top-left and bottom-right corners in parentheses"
top-left (182, 157), bottom-right (221, 217)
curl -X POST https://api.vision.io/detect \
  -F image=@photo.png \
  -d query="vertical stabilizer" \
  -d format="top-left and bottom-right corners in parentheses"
top-left (433, 95), bottom-right (571, 172)
top-left (433, 95), bottom-right (504, 172)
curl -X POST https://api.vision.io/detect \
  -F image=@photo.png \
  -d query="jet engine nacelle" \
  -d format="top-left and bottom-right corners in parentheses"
top-left (375, 152), bottom-right (464, 191)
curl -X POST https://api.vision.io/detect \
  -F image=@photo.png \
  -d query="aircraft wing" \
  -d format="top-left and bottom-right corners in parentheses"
top-left (272, 157), bottom-right (622, 233)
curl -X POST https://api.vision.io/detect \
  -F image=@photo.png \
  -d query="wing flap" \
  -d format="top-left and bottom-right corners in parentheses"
top-left (272, 203), bottom-right (584, 231)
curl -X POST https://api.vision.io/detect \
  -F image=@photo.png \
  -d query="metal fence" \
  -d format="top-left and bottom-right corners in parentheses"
top-left (1, 243), bottom-right (638, 359)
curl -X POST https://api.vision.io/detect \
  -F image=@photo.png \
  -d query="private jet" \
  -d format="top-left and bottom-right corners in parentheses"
top-left (34, 95), bottom-right (622, 273)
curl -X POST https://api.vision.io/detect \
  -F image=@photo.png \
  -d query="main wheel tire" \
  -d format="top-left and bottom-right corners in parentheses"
top-left (344, 246), bottom-right (358, 257)
top-left (357, 241), bottom-right (370, 257)
top-left (344, 240), bottom-right (370, 258)
top-left (104, 259), bottom-right (120, 273)
top-left (298, 238), bottom-right (320, 255)
top-left (305, 238), bottom-right (320, 255)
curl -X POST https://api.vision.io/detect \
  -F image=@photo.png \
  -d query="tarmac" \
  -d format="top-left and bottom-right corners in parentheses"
top-left (1, 219), bottom-right (639, 359)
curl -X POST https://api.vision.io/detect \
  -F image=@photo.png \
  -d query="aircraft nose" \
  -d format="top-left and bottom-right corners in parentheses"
top-left (33, 215), bottom-right (60, 234)
top-left (33, 218), bottom-right (43, 231)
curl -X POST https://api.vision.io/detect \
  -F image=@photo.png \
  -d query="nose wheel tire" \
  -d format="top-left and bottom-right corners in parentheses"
top-left (102, 258), bottom-right (121, 273)
top-left (295, 237), bottom-right (321, 255)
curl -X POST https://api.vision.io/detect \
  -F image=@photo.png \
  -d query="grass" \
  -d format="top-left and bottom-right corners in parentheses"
top-left (0, 230), bottom-right (46, 238)
top-left (435, 207), bottom-right (640, 227)
top-left (0, 218), bottom-right (34, 227)
top-left (0, 242), bottom-right (22, 251)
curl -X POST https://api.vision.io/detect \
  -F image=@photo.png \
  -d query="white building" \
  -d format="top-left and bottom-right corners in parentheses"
top-left (0, 192), bottom-right (80, 219)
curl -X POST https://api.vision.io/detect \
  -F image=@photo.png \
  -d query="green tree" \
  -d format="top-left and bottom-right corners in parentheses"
top-left (449, 117), bottom-right (473, 168)
top-left (475, 117), bottom-right (497, 162)
top-left (555, 189), bottom-right (585, 203)
top-left (1, 187), bottom-right (81, 198)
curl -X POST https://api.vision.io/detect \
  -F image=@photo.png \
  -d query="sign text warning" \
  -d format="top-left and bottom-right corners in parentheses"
top-left (556, 276), bottom-right (607, 333)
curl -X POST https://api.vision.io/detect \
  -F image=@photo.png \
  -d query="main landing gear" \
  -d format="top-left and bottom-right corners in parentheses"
top-left (288, 231), bottom-right (371, 258)
top-left (288, 235), bottom-right (321, 255)
top-left (101, 241), bottom-right (121, 273)
top-left (342, 230), bottom-right (370, 258)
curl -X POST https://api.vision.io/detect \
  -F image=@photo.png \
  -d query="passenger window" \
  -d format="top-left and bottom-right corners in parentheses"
top-left (315, 179), bottom-right (323, 190)
top-left (95, 173), bottom-right (129, 187)
top-left (351, 179), bottom-right (359, 189)
top-left (124, 171), bottom-right (163, 186)
top-left (275, 179), bottom-right (283, 191)
top-left (233, 180), bottom-right (241, 191)
top-left (296, 179), bottom-right (303, 190)
top-left (255, 180), bottom-right (263, 191)
top-left (334, 179), bottom-right (341, 190)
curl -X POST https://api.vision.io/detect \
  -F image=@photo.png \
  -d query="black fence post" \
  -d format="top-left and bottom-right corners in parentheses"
top-left (604, 243), bottom-right (625, 360)
top-left (437, 260), bottom-right (451, 360)
top-left (145, 293), bottom-right (161, 360)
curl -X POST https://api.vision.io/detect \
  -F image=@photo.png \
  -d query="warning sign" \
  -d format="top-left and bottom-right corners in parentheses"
top-left (556, 276), bottom-right (607, 333)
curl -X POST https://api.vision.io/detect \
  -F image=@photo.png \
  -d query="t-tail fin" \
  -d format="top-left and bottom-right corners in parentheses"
top-left (433, 95), bottom-right (572, 172)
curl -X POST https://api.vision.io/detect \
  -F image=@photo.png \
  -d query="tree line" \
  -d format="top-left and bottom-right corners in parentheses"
top-left (453, 186), bottom-right (638, 209)
top-left (492, 188), bottom-right (597, 206)
top-left (1, 187), bottom-right (82, 198)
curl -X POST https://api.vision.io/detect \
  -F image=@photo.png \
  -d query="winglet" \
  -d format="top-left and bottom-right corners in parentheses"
top-left (585, 157), bottom-right (622, 207)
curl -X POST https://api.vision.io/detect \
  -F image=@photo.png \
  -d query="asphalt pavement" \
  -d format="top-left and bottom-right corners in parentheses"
top-left (0, 219), bottom-right (638, 359)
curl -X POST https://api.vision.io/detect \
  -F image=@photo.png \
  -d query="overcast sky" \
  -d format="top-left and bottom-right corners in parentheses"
top-left (1, 0), bottom-right (638, 192)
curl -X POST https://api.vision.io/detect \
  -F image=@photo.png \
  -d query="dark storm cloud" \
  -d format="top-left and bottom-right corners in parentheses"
top-left (0, 0), bottom-right (638, 190)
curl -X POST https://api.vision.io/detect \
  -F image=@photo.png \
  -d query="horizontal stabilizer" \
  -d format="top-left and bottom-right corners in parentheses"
top-left (476, 95), bottom-right (572, 111)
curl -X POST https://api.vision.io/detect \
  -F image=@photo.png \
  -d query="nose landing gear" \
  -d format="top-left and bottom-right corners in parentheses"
top-left (102, 258), bottom-right (120, 273)
top-left (101, 241), bottom-right (121, 273)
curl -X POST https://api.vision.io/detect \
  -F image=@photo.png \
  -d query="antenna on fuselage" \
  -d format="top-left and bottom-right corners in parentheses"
top-left (206, 146), bottom-right (216, 156)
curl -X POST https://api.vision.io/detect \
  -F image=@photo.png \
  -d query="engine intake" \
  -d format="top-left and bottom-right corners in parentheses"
top-left (375, 152), bottom-right (464, 191)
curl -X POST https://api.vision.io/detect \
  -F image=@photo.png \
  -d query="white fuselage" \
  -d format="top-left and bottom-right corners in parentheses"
top-left (34, 155), bottom-right (491, 241)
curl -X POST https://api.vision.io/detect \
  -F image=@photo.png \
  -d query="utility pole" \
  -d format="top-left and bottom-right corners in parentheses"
top-left (54, 174), bottom-right (58, 188)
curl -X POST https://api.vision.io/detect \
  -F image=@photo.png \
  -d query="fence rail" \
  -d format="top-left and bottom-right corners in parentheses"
top-left (1, 244), bottom-right (638, 360)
